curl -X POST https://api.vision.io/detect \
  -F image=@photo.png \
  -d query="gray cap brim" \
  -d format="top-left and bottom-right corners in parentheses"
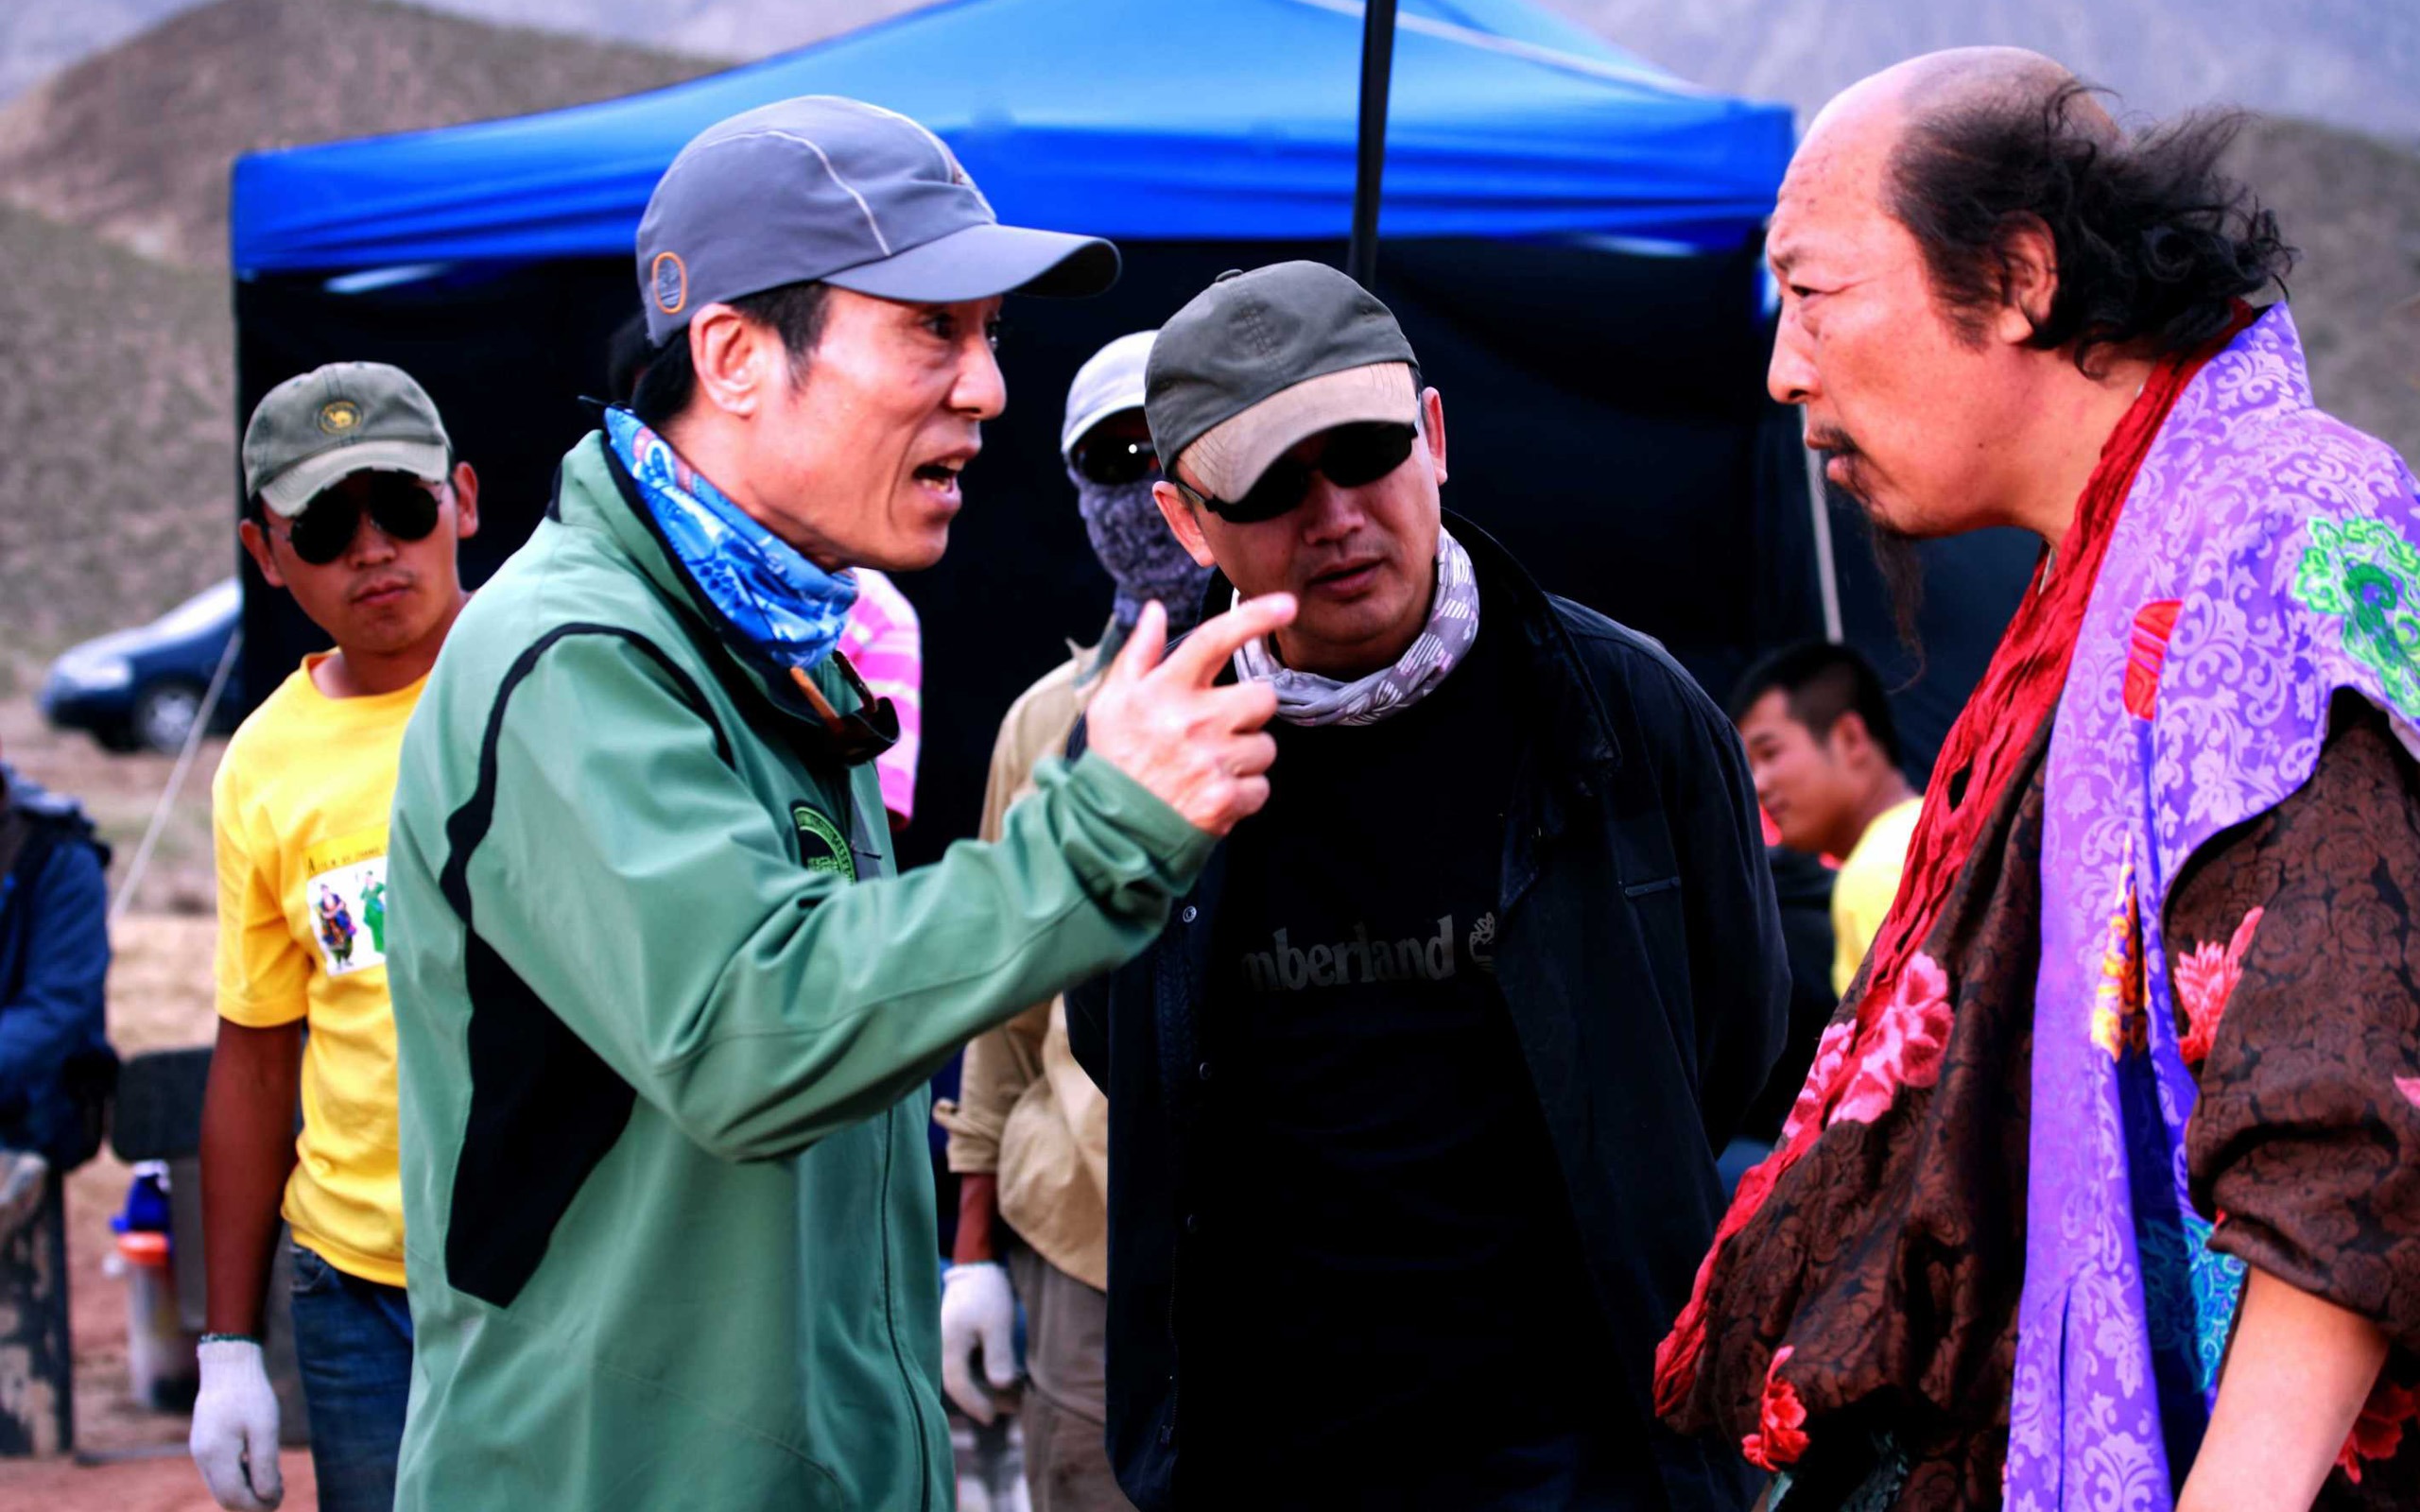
top-left (823, 221), bottom-right (1119, 302)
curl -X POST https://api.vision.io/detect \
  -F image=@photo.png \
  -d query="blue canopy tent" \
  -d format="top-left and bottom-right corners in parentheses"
top-left (233, 0), bottom-right (1791, 266)
top-left (232, 0), bottom-right (1935, 875)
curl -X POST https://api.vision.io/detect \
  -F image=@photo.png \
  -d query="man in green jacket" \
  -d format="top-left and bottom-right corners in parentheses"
top-left (384, 96), bottom-right (1291, 1511)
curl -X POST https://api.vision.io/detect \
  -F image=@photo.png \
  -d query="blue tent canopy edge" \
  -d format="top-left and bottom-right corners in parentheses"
top-left (229, 0), bottom-right (1794, 275)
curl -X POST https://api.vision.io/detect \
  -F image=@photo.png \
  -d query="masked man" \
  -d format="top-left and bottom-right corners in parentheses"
top-left (384, 97), bottom-right (1293, 1512)
top-left (936, 329), bottom-right (1205, 1510)
top-left (1654, 49), bottom-right (2420, 1512)
top-left (1069, 261), bottom-right (1789, 1511)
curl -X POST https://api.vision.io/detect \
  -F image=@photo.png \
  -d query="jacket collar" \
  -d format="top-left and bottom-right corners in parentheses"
top-left (552, 432), bottom-right (872, 747)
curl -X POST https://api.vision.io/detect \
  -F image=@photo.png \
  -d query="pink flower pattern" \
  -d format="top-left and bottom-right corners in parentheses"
top-left (1827, 954), bottom-right (1954, 1128)
top-left (1741, 1346), bottom-right (1811, 1471)
top-left (1780, 1019), bottom-right (1858, 1146)
top-left (2174, 906), bottom-right (2263, 1064)
top-left (2337, 1375), bottom-right (2420, 1485)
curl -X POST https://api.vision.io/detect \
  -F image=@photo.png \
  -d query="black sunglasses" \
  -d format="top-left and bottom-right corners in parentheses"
top-left (786, 652), bottom-right (900, 767)
top-left (275, 473), bottom-right (442, 565)
top-left (1071, 434), bottom-right (1158, 488)
top-left (1173, 421), bottom-right (1417, 524)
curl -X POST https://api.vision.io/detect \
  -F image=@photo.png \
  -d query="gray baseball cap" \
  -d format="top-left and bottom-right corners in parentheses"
top-left (242, 361), bottom-right (451, 518)
top-left (637, 95), bottom-right (1119, 346)
top-left (1061, 330), bottom-right (1156, 458)
top-left (1145, 262), bottom-right (1419, 502)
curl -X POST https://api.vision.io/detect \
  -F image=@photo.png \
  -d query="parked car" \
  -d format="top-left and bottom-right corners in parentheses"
top-left (41, 579), bottom-right (246, 755)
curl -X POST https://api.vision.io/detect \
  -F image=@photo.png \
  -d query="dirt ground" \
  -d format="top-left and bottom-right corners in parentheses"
top-left (0, 696), bottom-right (320, 1507)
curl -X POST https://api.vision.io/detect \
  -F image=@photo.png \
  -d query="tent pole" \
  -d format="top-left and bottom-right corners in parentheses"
top-left (1805, 412), bottom-right (1843, 642)
top-left (1346, 0), bottom-right (1399, 289)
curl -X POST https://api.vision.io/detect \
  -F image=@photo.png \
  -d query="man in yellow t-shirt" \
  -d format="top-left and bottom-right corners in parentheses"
top-left (1730, 642), bottom-right (1921, 997)
top-left (191, 363), bottom-right (477, 1512)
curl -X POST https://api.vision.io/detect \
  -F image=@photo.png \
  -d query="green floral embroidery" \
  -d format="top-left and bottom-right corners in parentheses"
top-left (2293, 513), bottom-right (2420, 720)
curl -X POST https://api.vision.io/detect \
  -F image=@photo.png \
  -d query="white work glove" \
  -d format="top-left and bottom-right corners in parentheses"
top-left (190, 1336), bottom-right (284, 1509)
top-left (940, 1261), bottom-right (1020, 1425)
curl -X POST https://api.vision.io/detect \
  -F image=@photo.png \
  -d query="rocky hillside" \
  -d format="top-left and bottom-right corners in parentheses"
top-left (0, 201), bottom-right (231, 668)
top-left (1539, 0), bottom-right (2420, 147)
top-left (0, 0), bottom-right (714, 663)
top-left (2230, 115), bottom-right (2420, 460)
top-left (0, 0), bottom-right (716, 266)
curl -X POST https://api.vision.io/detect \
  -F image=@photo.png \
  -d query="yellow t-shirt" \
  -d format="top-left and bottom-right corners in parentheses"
top-left (212, 655), bottom-right (423, 1286)
top-left (1830, 796), bottom-right (1923, 999)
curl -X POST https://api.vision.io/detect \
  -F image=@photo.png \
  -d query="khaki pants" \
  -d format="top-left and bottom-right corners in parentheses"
top-left (1009, 1246), bottom-right (1135, 1512)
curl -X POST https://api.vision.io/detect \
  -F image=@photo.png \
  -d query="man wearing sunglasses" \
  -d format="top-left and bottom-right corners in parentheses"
top-left (193, 361), bottom-right (478, 1511)
top-left (1065, 262), bottom-right (1789, 1511)
top-left (380, 97), bottom-right (1293, 1512)
top-left (935, 329), bottom-right (1207, 1511)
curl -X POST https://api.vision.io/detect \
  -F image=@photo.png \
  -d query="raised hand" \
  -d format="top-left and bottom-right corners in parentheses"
top-left (1084, 594), bottom-right (1295, 837)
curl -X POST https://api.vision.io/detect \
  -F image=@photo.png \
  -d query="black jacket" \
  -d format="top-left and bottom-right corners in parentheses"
top-left (0, 769), bottom-right (114, 1169)
top-left (1067, 517), bottom-right (1789, 1511)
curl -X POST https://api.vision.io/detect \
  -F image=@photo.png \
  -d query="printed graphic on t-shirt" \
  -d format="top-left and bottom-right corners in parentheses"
top-left (302, 827), bottom-right (389, 976)
top-left (1237, 910), bottom-right (1498, 991)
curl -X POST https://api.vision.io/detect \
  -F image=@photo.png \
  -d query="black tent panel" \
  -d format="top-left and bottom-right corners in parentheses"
top-left (236, 237), bottom-right (1818, 871)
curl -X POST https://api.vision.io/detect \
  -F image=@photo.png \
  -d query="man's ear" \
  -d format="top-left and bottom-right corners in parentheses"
top-left (450, 461), bottom-right (481, 541)
top-left (1152, 479), bottom-right (1219, 569)
top-left (1994, 216), bottom-right (2058, 345)
top-left (1827, 710), bottom-right (1877, 765)
top-left (687, 303), bottom-right (772, 418)
top-left (1419, 387), bottom-right (1447, 487)
top-left (239, 518), bottom-right (286, 590)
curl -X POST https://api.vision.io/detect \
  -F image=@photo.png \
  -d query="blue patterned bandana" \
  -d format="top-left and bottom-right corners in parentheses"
top-left (605, 407), bottom-right (857, 672)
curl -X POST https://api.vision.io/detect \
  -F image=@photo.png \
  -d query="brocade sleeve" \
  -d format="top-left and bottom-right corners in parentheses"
top-left (2173, 694), bottom-right (2420, 1356)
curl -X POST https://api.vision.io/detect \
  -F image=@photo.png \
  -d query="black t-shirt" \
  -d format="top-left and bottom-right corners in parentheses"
top-left (1184, 611), bottom-right (1637, 1507)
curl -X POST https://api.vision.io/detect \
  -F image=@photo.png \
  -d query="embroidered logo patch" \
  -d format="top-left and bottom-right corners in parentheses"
top-left (791, 802), bottom-right (856, 883)
top-left (2291, 512), bottom-right (2420, 722)
top-left (317, 399), bottom-right (361, 435)
top-left (650, 250), bottom-right (687, 316)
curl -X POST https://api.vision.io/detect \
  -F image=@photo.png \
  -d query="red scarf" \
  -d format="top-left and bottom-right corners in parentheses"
top-left (1654, 313), bottom-right (2253, 1415)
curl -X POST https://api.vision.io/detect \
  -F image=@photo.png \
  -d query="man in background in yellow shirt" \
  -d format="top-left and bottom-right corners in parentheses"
top-left (1730, 642), bottom-right (1920, 997)
top-left (191, 362), bottom-right (478, 1512)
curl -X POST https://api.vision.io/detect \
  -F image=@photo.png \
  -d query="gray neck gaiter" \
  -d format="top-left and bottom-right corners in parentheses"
top-left (1232, 527), bottom-right (1479, 727)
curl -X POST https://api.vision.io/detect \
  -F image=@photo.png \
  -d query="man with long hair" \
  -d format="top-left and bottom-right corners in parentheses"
top-left (1655, 49), bottom-right (2420, 1512)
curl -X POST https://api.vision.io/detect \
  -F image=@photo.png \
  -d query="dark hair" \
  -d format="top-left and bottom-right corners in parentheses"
top-left (1888, 80), bottom-right (2293, 375)
top-left (1728, 640), bottom-right (1903, 766)
top-left (630, 279), bottom-right (834, 429)
top-left (605, 312), bottom-right (654, 404)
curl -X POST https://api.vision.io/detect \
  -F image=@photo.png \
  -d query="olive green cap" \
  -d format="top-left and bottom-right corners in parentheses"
top-left (242, 361), bottom-right (451, 517)
top-left (1144, 261), bottom-right (1418, 502)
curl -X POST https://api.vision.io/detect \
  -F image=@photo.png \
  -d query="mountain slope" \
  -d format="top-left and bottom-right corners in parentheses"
top-left (0, 0), bottom-right (717, 265)
top-left (0, 201), bottom-right (231, 662)
top-left (0, 0), bottom-right (202, 104)
top-left (2226, 116), bottom-right (2420, 462)
top-left (0, 0), bottom-right (717, 659)
top-left (1537, 0), bottom-right (2420, 146)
